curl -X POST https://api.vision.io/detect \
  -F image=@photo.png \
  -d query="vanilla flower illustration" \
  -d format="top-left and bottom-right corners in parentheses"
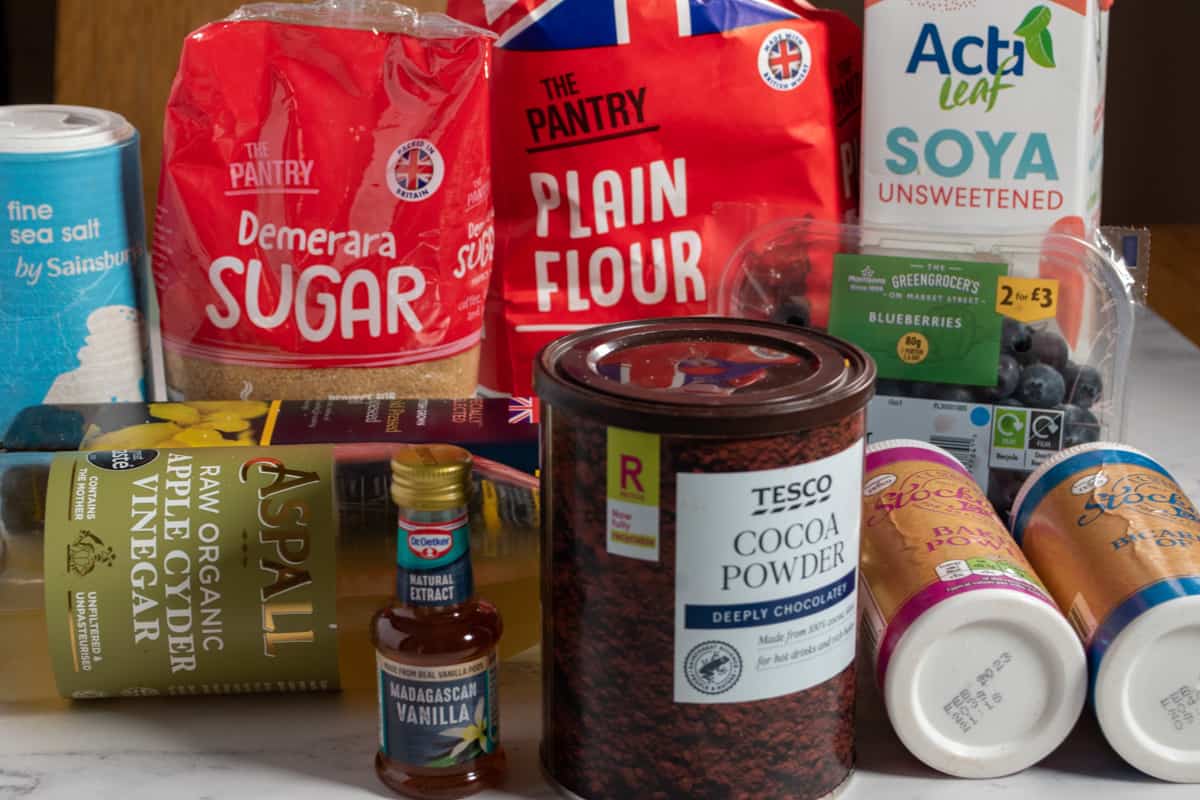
top-left (441, 699), bottom-right (490, 760)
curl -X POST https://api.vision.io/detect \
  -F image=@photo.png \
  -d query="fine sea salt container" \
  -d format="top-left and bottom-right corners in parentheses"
top-left (860, 439), bottom-right (1086, 778)
top-left (535, 318), bottom-right (874, 800)
top-left (0, 105), bottom-right (150, 433)
top-left (1011, 443), bottom-right (1200, 783)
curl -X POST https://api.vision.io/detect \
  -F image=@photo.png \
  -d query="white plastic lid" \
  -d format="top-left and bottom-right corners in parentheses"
top-left (884, 588), bottom-right (1087, 778)
top-left (1095, 595), bottom-right (1200, 782)
top-left (866, 437), bottom-right (959, 459)
top-left (0, 105), bottom-right (135, 154)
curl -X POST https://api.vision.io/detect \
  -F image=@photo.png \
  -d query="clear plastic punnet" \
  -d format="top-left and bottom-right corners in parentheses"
top-left (718, 217), bottom-right (1145, 517)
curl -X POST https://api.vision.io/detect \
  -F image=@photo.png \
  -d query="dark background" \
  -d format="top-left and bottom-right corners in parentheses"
top-left (1, 2), bottom-right (55, 105)
top-left (3, 0), bottom-right (1197, 342)
top-left (2, 0), bottom-right (1191, 224)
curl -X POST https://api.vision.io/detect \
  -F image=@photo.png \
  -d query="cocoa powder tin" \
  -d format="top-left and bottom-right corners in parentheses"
top-left (534, 317), bottom-right (875, 800)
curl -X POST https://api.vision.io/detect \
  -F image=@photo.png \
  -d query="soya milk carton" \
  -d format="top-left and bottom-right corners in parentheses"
top-left (862, 0), bottom-right (1111, 237)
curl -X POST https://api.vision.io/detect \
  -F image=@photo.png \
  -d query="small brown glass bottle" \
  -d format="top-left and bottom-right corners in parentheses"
top-left (373, 444), bottom-right (506, 799)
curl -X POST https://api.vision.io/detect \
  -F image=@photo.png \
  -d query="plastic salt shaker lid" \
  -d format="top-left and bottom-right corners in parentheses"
top-left (0, 105), bottom-right (135, 154)
top-left (883, 587), bottom-right (1087, 778)
top-left (1013, 442), bottom-right (1200, 783)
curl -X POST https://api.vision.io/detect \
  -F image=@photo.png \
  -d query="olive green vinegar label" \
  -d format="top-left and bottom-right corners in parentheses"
top-left (44, 447), bottom-right (340, 699)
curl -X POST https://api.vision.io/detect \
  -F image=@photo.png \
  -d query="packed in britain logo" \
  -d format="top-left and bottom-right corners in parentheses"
top-left (387, 139), bottom-right (445, 202)
top-left (759, 29), bottom-right (812, 92)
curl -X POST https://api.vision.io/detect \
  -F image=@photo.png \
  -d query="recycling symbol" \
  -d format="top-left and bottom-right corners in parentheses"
top-left (1031, 414), bottom-right (1060, 439)
top-left (996, 411), bottom-right (1025, 438)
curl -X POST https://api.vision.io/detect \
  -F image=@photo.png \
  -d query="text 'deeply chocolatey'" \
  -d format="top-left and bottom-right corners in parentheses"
top-left (535, 317), bottom-right (874, 800)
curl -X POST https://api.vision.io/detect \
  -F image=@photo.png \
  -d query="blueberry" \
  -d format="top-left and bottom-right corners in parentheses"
top-left (1063, 363), bottom-right (1103, 409)
top-left (935, 385), bottom-right (976, 403)
top-left (771, 296), bottom-right (811, 328)
top-left (976, 354), bottom-right (1021, 402)
top-left (1002, 319), bottom-right (1035, 363)
top-left (1062, 404), bottom-right (1101, 447)
top-left (1030, 329), bottom-right (1070, 371)
top-left (987, 470), bottom-right (1026, 520)
top-left (1017, 363), bottom-right (1066, 408)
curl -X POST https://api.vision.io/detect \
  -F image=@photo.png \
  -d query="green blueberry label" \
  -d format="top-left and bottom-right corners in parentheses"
top-left (829, 254), bottom-right (1006, 387)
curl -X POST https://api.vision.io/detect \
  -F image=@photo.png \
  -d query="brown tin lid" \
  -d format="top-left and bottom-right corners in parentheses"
top-left (534, 317), bottom-right (876, 437)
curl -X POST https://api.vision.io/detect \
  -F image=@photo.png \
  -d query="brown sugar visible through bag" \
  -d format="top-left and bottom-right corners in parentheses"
top-left (166, 346), bottom-right (480, 400)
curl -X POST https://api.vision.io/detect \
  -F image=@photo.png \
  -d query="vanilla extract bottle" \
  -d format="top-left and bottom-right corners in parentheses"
top-left (373, 444), bottom-right (506, 798)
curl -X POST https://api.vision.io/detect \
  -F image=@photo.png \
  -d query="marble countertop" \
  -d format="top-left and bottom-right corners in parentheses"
top-left (2, 309), bottom-right (1197, 800)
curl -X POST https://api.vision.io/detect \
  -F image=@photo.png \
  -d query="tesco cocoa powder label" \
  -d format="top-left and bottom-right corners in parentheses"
top-left (673, 442), bottom-right (862, 703)
top-left (154, 20), bottom-right (494, 369)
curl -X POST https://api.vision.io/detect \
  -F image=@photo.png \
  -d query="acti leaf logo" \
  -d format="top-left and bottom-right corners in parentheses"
top-left (1015, 6), bottom-right (1056, 69)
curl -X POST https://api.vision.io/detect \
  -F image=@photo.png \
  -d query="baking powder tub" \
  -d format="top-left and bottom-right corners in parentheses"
top-left (1011, 442), bottom-right (1200, 783)
top-left (860, 439), bottom-right (1086, 778)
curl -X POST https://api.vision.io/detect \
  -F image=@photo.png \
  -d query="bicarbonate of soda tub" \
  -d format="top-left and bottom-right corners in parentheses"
top-left (1011, 442), bottom-right (1200, 783)
top-left (862, 0), bottom-right (1111, 237)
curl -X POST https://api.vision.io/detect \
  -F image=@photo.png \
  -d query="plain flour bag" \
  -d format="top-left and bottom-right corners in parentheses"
top-left (447, 0), bottom-right (862, 395)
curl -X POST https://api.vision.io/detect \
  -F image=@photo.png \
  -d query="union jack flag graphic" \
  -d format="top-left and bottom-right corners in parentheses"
top-left (469, 0), bottom-right (799, 51)
top-left (595, 343), bottom-right (801, 395)
top-left (393, 147), bottom-right (435, 193)
top-left (766, 36), bottom-right (805, 81)
top-left (508, 396), bottom-right (540, 425)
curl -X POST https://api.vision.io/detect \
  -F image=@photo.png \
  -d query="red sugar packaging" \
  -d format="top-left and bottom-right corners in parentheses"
top-left (446, 0), bottom-right (862, 395)
top-left (153, 1), bottom-right (494, 400)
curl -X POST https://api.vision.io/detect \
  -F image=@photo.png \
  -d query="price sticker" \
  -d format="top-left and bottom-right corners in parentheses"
top-left (996, 276), bottom-right (1059, 323)
top-left (896, 331), bottom-right (929, 365)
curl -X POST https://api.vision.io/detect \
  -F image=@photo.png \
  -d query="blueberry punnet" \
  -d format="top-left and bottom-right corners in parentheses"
top-left (1002, 319), bottom-right (1035, 363)
top-left (1018, 363), bottom-right (1066, 408)
top-left (908, 381), bottom-right (940, 399)
top-left (987, 470), bottom-right (1026, 518)
top-left (1030, 330), bottom-right (1070, 371)
top-left (977, 354), bottom-right (1021, 402)
top-left (936, 385), bottom-right (976, 403)
top-left (772, 296), bottom-right (812, 328)
top-left (1063, 363), bottom-right (1103, 409)
top-left (1062, 404), bottom-right (1101, 447)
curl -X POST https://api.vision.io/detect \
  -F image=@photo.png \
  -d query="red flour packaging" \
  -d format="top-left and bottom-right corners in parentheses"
top-left (446, 0), bottom-right (862, 395)
top-left (153, 1), bottom-right (494, 400)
